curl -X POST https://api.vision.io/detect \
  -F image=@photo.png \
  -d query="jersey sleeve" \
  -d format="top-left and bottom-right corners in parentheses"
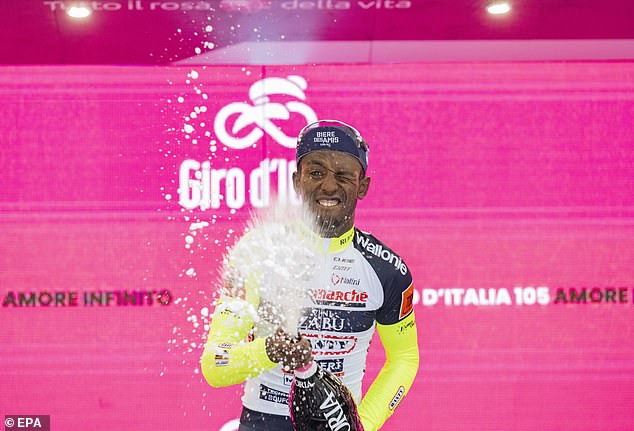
top-left (358, 311), bottom-right (420, 431)
top-left (375, 265), bottom-right (415, 326)
top-left (200, 296), bottom-right (277, 387)
top-left (200, 241), bottom-right (278, 388)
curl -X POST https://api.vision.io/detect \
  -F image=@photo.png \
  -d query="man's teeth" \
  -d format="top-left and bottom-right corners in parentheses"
top-left (319, 199), bottom-right (339, 207)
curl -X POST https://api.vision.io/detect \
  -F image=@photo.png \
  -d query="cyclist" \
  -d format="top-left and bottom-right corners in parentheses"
top-left (201, 120), bottom-right (419, 431)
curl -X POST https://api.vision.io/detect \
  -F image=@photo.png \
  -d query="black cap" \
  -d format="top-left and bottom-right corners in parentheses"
top-left (296, 120), bottom-right (369, 172)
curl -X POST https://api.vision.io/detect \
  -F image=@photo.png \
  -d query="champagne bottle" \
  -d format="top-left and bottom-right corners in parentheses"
top-left (289, 361), bottom-right (364, 431)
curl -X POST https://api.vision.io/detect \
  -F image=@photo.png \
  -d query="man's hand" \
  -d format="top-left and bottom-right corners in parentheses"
top-left (265, 328), bottom-right (313, 371)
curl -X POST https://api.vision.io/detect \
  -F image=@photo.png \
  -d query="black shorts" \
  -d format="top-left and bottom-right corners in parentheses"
top-left (238, 407), bottom-right (294, 431)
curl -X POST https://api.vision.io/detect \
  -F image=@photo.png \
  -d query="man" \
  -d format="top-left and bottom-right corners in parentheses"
top-left (201, 120), bottom-right (419, 431)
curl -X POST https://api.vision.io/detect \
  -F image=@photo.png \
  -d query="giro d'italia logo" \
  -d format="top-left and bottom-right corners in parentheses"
top-left (213, 75), bottom-right (318, 149)
top-left (177, 75), bottom-right (316, 210)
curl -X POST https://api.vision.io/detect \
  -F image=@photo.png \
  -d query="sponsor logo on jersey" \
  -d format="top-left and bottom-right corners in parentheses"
top-left (283, 373), bottom-right (294, 386)
top-left (389, 386), bottom-right (405, 410)
top-left (218, 342), bottom-right (234, 349)
top-left (259, 384), bottom-right (289, 405)
top-left (303, 333), bottom-right (357, 355)
top-left (333, 256), bottom-right (354, 263)
top-left (316, 358), bottom-right (345, 377)
top-left (219, 308), bottom-right (238, 317)
top-left (311, 288), bottom-right (368, 308)
top-left (396, 317), bottom-right (416, 334)
top-left (332, 265), bottom-right (352, 272)
top-left (299, 309), bottom-right (348, 332)
top-left (214, 343), bottom-right (233, 366)
top-left (337, 230), bottom-right (354, 247)
top-left (280, 366), bottom-right (296, 385)
top-left (399, 282), bottom-right (415, 319)
top-left (331, 274), bottom-right (360, 286)
top-left (356, 235), bottom-right (408, 276)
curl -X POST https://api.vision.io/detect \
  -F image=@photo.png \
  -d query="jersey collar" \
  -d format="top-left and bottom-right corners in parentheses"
top-left (297, 223), bottom-right (355, 254)
top-left (323, 226), bottom-right (355, 254)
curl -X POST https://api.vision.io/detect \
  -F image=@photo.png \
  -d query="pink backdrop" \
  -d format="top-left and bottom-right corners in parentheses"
top-left (1, 62), bottom-right (633, 431)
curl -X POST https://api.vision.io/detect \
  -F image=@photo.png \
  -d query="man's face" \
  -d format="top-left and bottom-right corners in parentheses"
top-left (293, 150), bottom-right (370, 237)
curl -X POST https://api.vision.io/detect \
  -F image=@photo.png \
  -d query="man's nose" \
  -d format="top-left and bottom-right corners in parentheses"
top-left (320, 171), bottom-right (338, 193)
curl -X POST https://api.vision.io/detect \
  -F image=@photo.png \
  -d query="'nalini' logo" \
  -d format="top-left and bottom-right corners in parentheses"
top-left (214, 75), bottom-right (318, 149)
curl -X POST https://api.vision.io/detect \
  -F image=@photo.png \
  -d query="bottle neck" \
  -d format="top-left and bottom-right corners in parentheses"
top-left (293, 360), bottom-right (317, 379)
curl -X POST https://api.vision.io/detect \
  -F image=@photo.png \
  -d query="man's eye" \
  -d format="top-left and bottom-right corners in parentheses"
top-left (336, 172), bottom-right (355, 181)
top-left (309, 171), bottom-right (323, 178)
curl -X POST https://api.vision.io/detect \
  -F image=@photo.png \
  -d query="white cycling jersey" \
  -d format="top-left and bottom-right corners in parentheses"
top-left (241, 226), bottom-right (414, 416)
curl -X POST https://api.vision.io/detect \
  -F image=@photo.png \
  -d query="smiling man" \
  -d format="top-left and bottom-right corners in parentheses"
top-left (201, 120), bottom-right (419, 431)
top-left (294, 127), bottom-right (370, 237)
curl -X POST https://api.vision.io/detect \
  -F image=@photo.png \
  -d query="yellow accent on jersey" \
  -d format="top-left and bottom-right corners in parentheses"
top-left (200, 271), bottom-right (277, 388)
top-left (200, 296), bottom-right (277, 387)
top-left (327, 226), bottom-right (355, 253)
top-left (357, 312), bottom-right (419, 431)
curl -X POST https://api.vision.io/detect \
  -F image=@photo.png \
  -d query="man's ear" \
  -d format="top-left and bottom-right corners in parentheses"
top-left (357, 175), bottom-right (371, 200)
top-left (292, 170), bottom-right (300, 194)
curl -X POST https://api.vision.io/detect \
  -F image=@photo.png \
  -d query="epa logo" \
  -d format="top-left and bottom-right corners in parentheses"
top-left (214, 75), bottom-right (318, 149)
top-left (4, 415), bottom-right (50, 431)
